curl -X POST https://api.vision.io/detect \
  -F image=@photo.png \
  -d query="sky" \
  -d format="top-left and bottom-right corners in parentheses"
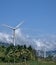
top-left (0, 0), bottom-right (56, 51)
top-left (0, 0), bottom-right (56, 50)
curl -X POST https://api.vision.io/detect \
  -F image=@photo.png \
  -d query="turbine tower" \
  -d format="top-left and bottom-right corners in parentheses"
top-left (2, 21), bottom-right (24, 46)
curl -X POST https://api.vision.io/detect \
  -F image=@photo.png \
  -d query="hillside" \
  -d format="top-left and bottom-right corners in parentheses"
top-left (0, 44), bottom-right (37, 63)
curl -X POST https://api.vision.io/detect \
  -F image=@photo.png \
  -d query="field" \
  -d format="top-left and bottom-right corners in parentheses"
top-left (0, 61), bottom-right (56, 65)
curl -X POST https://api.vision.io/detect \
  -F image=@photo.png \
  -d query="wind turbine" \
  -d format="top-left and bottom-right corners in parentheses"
top-left (41, 45), bottom-right (46, 58)
top-left (42, 46), bottom-right (46, 58)
top-left (2, 21), bottom-right (24, 46)
top-left (44, 47), bottom-right (46, 58)
top-left (2, 21), bottom-right (24, 63)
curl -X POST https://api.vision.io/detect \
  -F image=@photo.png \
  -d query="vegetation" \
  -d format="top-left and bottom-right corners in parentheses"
top-left (0, 60), bottom-right (56, 65)
top-left (0, 44), bottom-right (56, 65)
top-left (0, 44), bottom-right (37, 63)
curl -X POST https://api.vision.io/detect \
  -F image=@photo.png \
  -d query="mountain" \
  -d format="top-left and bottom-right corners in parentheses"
top-left (0, 41), bottom-right (9, 46)
top-left (46, 50), bottom-right (56, 56)
top-left (0, 29), bottom-right (56, 57)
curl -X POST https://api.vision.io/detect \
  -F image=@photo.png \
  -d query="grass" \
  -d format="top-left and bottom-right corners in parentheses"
top-left (0, 60), bottom-right (56, 65)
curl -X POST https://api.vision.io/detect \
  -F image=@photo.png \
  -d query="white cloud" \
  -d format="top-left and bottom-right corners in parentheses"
top-left (0, 29), bottom-right (56, 51)
top-left (0, 32), bottom-right (12, 43)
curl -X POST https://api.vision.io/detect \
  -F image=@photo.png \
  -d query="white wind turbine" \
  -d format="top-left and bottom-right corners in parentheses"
top-left (44, 46), bottom-right (46, 58)
top-left (40, 45), bottom-right (46, 58)
top-left (42, 45), bottom-right (46, 58)
top-left (2, 21), bottom-right (24, 46)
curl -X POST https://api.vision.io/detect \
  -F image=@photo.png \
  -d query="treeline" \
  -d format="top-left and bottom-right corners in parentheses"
top-left (0, 44), bottom-right (37, 63)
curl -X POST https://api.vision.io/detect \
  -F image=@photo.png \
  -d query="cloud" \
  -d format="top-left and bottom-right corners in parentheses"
top-left (34, 37), bottom-right (56, 51)
top-left (0, 32), bottom-right (12, 44)
top-left (0, 28), bottom-right (56, 51)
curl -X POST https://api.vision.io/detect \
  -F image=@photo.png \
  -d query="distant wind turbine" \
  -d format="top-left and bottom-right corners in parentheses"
top-left (44, 47), bottom-right (46, 58)
top-left (40, 45), bottom-right (46, 58)
top-left (2, 21), bottom-right (24, 46)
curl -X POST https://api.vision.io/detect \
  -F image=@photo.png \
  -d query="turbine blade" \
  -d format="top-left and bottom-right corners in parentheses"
top-left (15, 21), bottom-right (24, 29)
top-left (2, 24), bottom-right (13, 29)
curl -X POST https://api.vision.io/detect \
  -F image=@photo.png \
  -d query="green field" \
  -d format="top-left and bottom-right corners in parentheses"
top-left (0, 61), bottom-right (56, 65)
